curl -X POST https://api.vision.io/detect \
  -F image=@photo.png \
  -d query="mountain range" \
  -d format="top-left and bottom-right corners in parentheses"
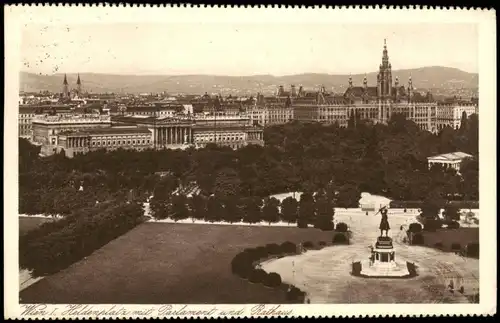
top-left (20, 66), bottom-right (478, 96)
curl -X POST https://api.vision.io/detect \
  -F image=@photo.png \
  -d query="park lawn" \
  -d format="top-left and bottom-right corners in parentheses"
top-left (19, 217), bottom-right (53, 235)
top-left (421, 228), bottom-right (479, 252)
top-left (20, 222), bottom-right (334, 304)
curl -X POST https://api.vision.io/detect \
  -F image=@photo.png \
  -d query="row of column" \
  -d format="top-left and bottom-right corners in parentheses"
top-left (155, 126), bottom-right (192, 147)
top-left (67, 137), bottom-right (88, 148)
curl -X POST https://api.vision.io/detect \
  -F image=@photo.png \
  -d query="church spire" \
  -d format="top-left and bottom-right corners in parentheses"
top-left (76, 73), bottom-right (82, 95)
top-left (62, 74), bottom-right (69, 99)
top-left (382, 38), bottom-right (389, 68)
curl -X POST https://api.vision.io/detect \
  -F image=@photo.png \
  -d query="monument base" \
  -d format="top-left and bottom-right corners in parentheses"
top-left (356, 235), bottom-right (411, 278)
top-left (359, 260), bottom-right (410, 277)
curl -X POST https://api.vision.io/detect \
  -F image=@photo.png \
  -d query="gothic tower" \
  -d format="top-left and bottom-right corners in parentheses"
top-left (377, 39), bottom-right (392, 99)
top-left (76, 74), bottom-right (82, 95)
top-left (407, 76), bottom-right (413, 103)
top-left (62, 74), bottom-right (69, 99)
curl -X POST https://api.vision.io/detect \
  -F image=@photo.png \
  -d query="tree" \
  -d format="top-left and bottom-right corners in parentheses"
top-left (336, 184), bottom-right (361, 208)
top-left (280, 196), bottom-right (299, 224)
top-left (222, 196), bottom-right (243, 223)
top-left (149, 194), bottom-right (169, 220)
top-left (205, 196), bottom-right (224, 222)
top-left (443, 205), bottom-right (460, 222)
top-left (241, 196), bottom-right (262, 224)
top-left (459, 111), bottom-right (468, 132)
top-left (213, 167), bottom-right (242, 197)
top-left (188, 194), bottom-right (206, 221)
top-left (262, 197), bottom-right (280, 225)
top-left (170, 194), bottom-right (189, 222)
top-left (298, 192), bottom-right (315, 226)
top-left (420, 190), bottom-right (445, 231)
top-left (314, 192), bottom-right (335, 230)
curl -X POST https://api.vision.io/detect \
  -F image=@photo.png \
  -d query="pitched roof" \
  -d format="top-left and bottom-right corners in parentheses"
top-left (427, 152), bottom-right (473, 161)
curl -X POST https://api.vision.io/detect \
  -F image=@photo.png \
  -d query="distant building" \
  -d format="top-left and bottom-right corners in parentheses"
top-left (248, 94), bottom-right (294, 126)
top-left (112, 112), bottom-right (264, 150)
top-left (427, 152), bottom-right (473, 172)
top-left (32, 114), bottom-right (112, 155)
top-left (290, 40), bottom-right (442, 132)
top-left (436, 101), bottom-right (478, 130)
top-left (55, 126), bottom-right (152, 158)
top-left (18, 107), bottom-right (37, 138)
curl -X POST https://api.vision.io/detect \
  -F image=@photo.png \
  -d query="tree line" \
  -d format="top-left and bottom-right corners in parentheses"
top-left (19, 113), bottom-right (478, 218)
top-left (150, 189), bottom-right (344, 230)
top-left (20, 200), bottom-right (144, 277)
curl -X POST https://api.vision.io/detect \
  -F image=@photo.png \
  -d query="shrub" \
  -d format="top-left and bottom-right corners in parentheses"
top-left (332, 233), bottom-right (348, 244)
top-left (423, 219), bottom-right (442, 231)
top-left (265, 243), bottom-right (281, 255)
top-left (451, 243), bottom-right (462, 252)
top-left (318, 221), bottom-right (334, 231)
top-left (335, 222), bottom-right (348, 232)
top-left (286, 286), bottom-right (306, 303)
top-left (280, 241), bottom-right (297, 253)
top-left (263, 272), bottom-right (282, 288)
top-left (231, 254), bottom-right (253, 278)
top-left (248, 268), bottom-right (267, 284)
top-left (408, 222), bottom-right (423, 233)
top-left (303, 241), bottom-right (314, 249)
top-left (411, 233), bottom-right (424, 245)
top-left (446, 221), bottom-right (460, 229)
top-left (434, 242), bottom-right (444, 249)
top-left (253, 246), bottom-right (269, 259)
top-left (297, 219), bottom-right (308, 228)
top-left (466, 242), bottom-right (479, 258)
top-left (352, 261), bottom-right (362, 275)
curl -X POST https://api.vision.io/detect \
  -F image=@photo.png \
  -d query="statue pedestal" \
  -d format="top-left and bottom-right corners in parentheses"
top-left (360, 236), bottom-right (410, 277)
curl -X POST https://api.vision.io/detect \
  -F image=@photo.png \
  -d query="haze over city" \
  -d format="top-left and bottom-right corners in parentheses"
top-left (21, 23), bottom-right (478, 76)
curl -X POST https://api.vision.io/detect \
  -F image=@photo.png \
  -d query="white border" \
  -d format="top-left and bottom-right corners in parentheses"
top-left (3, 5), bottom-right (497, 318)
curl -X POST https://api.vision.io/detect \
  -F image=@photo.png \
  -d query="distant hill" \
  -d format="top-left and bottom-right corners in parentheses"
top-left (20, 66), bottom-right (478, 96)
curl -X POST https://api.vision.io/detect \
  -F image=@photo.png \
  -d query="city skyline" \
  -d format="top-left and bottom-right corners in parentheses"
top-left (21, 23), bottom-right (478, 76)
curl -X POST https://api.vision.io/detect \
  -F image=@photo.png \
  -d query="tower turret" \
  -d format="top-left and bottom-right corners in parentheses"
top-left (394, 76), bottom-right (399, 101)
top-left (348, 74), bottom-right (353, 88)
top-left (377, 39), bottom-right (392, 99)
top-left (363, 74), bottom-right (368, 88)
top-left (407, 76), bottom-right (413, 103)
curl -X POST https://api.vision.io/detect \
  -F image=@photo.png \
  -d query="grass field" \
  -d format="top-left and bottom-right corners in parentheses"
top-left (20, 222), bottom-right (334, 304)
top-left (19, 217), bottom-right (53, 235)
top-left (421, 228), bottom-right (479, 252)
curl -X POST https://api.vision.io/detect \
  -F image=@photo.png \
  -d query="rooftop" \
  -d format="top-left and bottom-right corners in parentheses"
top-left (427, 151), bottom-right (473, 161)
top-left (60, 127), bottom-right (152, 136)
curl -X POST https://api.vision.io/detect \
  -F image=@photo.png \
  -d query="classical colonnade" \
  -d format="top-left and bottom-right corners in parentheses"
top-left (67, 137), bottom-right (89, 148)
top-left (154, 126), bottom-right (193, 147)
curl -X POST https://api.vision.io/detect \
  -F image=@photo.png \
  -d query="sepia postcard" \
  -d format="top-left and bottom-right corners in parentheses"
top-left (3, 5), bottom-right (497, 319)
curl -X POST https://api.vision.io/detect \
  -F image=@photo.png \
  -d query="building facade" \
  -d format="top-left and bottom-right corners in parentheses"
top-left (290, 40), bottom-right (457, 133)
top-left (19, 107), bottom-right (37, 138)
top-left (55, 126), bottom-right (152, 158)
top-left (436, 101), bottom-right (478, 130)
top-left (427, 152), bottom-right (473, 172)
top-left (32, 114), bottom-right (112, 156)
top-left (112, 113), bottom-right (264, 150)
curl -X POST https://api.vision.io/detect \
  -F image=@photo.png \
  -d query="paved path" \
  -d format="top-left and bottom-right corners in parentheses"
top-left (261, 212), bottom-right (478, 303)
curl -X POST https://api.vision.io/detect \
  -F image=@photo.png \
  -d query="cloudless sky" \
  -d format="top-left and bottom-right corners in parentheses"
top-left (21, 23), bottom-right (478, 76)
